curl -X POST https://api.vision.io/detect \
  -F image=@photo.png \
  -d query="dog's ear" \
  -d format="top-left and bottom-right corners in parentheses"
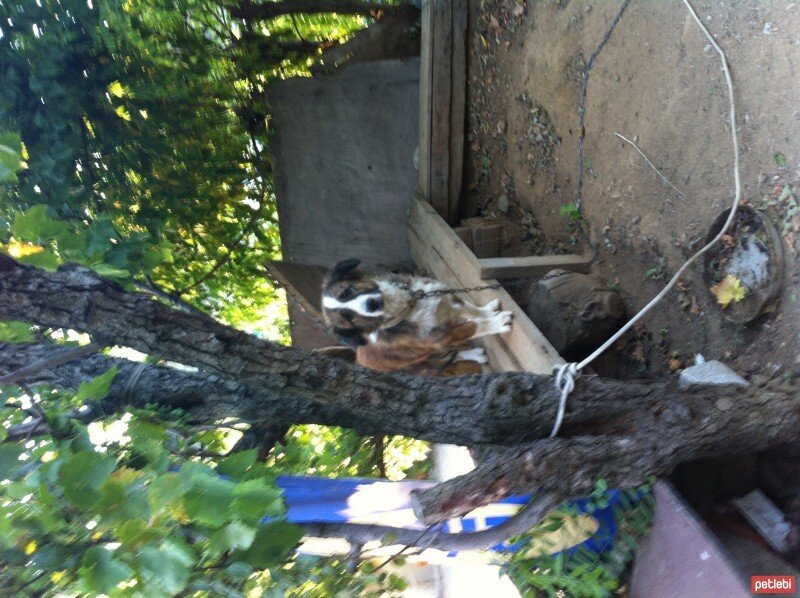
top-left (334, 327), bottom-right (368, 348)
top-left (326, 258), bottom-right (361, 284)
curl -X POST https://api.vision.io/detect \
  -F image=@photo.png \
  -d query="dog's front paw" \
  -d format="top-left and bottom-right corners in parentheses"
top-left (484, 299), bottom-right (502, 315)
top-left (498, 310), bottom-right (513, 333)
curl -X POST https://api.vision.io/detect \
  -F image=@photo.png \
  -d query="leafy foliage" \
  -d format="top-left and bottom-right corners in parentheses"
top-left (269, 425), bottom-right (430, 480)
top-left (502, 480), bottom-right (656, 598)
top-left (0, 0), bottom-right (419, 595)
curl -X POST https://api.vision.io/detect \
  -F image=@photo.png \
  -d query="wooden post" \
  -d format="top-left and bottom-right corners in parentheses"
top-left (417, 0), bottom-right (433, 201)
top-left (417, 0), bottom-right (467, 225)
top-left (429, 0), bottom-right (452, 219)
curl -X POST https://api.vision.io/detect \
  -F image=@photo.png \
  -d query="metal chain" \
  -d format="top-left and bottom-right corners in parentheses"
top-left (391, 269), bottom-right (569, 300)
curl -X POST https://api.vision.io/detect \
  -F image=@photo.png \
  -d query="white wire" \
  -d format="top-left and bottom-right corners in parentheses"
top-left (550, 0), bottom-right (743, 433)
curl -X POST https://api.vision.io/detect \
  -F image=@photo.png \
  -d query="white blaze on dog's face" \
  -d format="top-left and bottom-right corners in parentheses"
top-left (321, 259), bottom-right (385, 347)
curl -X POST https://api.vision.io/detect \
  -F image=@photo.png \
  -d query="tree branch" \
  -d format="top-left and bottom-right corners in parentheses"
top-left (0, 342), bottom-right (101, 386)
top-left (412, 376), bottom-right (800, 523)
top-left (0, 256), bottom-right (652, 446)
top-left (0, 342), bottom-right (375, 440)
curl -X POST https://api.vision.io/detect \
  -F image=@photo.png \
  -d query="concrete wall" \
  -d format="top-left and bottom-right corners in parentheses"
top-left (268, 58), bottom-right (420, 270)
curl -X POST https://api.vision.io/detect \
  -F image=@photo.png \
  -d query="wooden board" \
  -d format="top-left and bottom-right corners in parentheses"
top-left (429, 0), bottom-right (453, 221)
top-left (478, 254), bottom-right (592, 280)
top-left (448, 0), bottom-right (468, 221)
top-left (265, 261), bottom-right (327, 317)
top-left (408, 199), bottom-right (563, 373)
top-left (416, 0), bottom-right (433, 201)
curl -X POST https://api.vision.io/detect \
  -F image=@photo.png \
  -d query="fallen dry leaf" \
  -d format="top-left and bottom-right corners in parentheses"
top-left (721, 234), bottom-right (736, 248)
top-left (710, 274), bottom-right (747, 308)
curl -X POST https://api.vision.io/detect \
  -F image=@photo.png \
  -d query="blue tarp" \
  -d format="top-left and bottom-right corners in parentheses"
top-left (276, 475), bottom-right (622, 556)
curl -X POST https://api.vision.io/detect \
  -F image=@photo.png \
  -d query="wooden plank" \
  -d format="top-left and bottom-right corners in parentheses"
top-left (448, 0), bottom-right (468, 223)
top-left (265, 261), bottom-right (327, 317)
top-left (287, 301), bottom-right (337, 350)
top-left (478, 254), bottom-right (593, 280)
top-left (429, 0), bottom-right (453, 221)
top-left (408, 199), bottom-right (563, 373)
top-left (416, 0), bottom-right (433, 200)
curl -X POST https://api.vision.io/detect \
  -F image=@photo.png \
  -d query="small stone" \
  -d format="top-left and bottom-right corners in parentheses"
top-left (497, 195), bottom-right (510, 213)
top-left (630, 215), bottom-right (641, 225)
top-left (679, 360), bottom-right (749, 388)
top-left (750, 374), bottom-right (770, 387)
top-left (497, 119), bottom-right (507, 134)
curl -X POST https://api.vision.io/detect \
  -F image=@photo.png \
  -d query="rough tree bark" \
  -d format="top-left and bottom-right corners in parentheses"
top-left (1, 256), bottom-right (798, 537)
top-left (0, 257), bottom-right (653, 446)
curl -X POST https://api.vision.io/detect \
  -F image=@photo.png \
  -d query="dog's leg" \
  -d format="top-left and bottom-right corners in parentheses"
top-left (456, 347), bottom-right (488, 364)
top-left (470, 311), bottom-right (514, 337)
top-left (458, 298), bottom-right (502, 318)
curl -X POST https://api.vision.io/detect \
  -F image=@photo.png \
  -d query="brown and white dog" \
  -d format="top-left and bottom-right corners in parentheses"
top-left (321, 258), bottom-right (513, 376)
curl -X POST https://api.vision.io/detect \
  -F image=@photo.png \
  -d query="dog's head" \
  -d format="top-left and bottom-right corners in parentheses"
top-left (321, 258), bottom-right (385, 347)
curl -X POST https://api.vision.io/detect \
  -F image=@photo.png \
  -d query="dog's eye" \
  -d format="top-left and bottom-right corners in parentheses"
top-left (340, 286), bottom-right (355, 300)
top-left (340, 309), bottom-right (355, 322)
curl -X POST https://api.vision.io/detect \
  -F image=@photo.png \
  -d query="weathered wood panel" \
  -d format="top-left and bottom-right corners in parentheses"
top-left (478, 254), bottom-right (592, 280)
top-left (265, 261), bottom-right (327, 316)
top-left (448, 0), bottom-right (468, 220)
top-left (429, 0), bottom-right (453, 220)
top-left (417, 0), bottom-right (433, 201)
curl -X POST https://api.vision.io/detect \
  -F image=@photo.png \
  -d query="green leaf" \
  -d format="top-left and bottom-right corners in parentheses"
top-left (224, 561), bottom-right (253, 583)
top-left (183, 473), bottom-right (235, 528)
top-left (58, 450), bottom-right (117, 509)
top-left (75, 366), bottom-right (119, 403)
top-left (216, 449), bottom-right (257, 481)
top-left (0, 444), bottom-right (26, 481)
top-left (559, 203), bottom-right (582, 222)
top-left (235, 520), bottom-right (303, 568)
top-left (31, 544), bottom-right (74, 571)
top-left (644, 267), bottom-right (662, 279)
top-left (231, 478), bottom-right (283, 522)
top-left (208, 521), bottom-right (257, 557)
top-left (116, 519), bottom-right (164, 550)
top-left (95, 474), bottom-right (151, 524)
top-left (136, 540), bottom-right (195, 595)
top-left (15, 247), bottom-right (59, 271)
top-left (91, 263), bottom-right (131, 280)
top-left (0, 131), bottom-right (24, 183)
top-left (774, 152), bottom-right (787, 167)
top-left (11, 205), bottom-right (69, 244)
top-left (80, 546), bottom-right (133, 594)
top-left (0, 321), bottom-right (35, 343)
top-left (86, 218), bottom-right (118, 258)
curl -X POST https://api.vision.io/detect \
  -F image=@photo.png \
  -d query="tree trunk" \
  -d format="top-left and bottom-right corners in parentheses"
top-left (0, 257), bottom-right (652, 446)
top-left (1, 256), bottom-right (798, 534)
top-left (412, 377), bottom-right (800, 523)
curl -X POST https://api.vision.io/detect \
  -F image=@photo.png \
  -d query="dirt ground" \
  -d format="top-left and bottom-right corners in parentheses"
top-left (465, 0), bottom-right (800, 380)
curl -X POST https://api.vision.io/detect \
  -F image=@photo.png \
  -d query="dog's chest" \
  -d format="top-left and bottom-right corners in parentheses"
top-left (378, 278), bottom-right (448, 336)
